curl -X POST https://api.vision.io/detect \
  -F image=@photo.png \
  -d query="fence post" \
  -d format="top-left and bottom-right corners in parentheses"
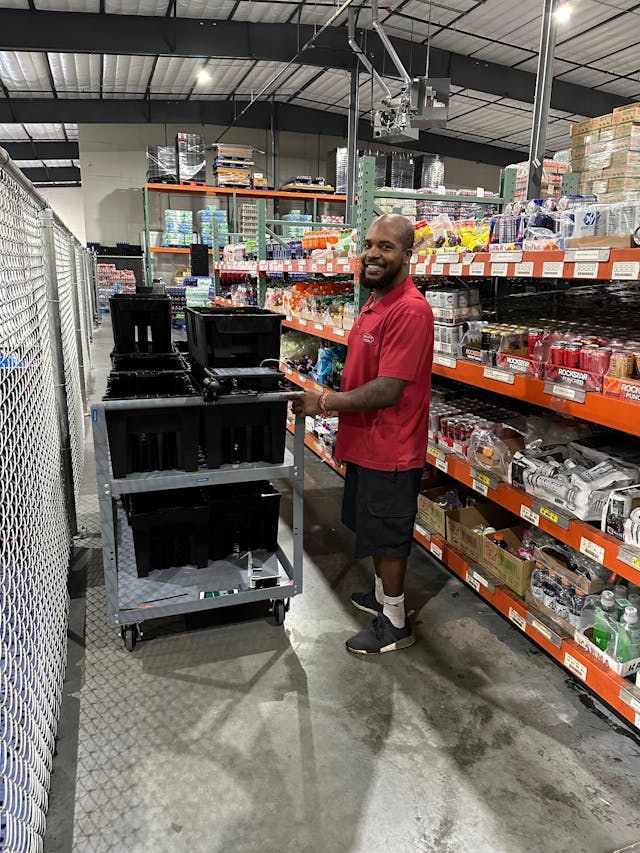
top-left (42, 208), bottom-right (78, 536)
top-left (68, 235), bottom-right (88, 412)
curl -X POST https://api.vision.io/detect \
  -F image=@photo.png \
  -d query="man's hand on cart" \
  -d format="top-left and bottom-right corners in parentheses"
top-left (290, 390), bottom-right (323, 417)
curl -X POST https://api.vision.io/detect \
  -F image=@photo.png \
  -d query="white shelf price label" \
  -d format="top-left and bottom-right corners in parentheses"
top-left (431, 264), bottom-right (444, 276)
top-left (332, 327), bottom-right (345, 337)
top-left (326, 263), bottom-right (334, 272)
top-left (453, 441), bottom-right (463, 456)
top-left (612, 261), bottom-right (640, 279)
top-left (466, 570), bottom-right (481, 592)
top-left (564, 652), bottom-right (588, 681)
top-left (410, 254), bottom-right (418, 264)
top-left (635, 712), bottom-right (640, 730)
top-left (416, 263), bottom-right (427, 275)
top-left (579, 537), bottom-right (605, 564)
top-left (530, 618), bottom-right (553, 641)
top-left (415, 524), bottom-right (430, 541)
top-left (286, 367), bottom-right (293, 375)
top-left (508, 608), bottom-right (527, 631)
top-left (448, 263), bottom-right (463, 276)
top-left (483, 366), bottom-right (515, 384)
top-left (298, 318), bottom-right (307, 326)
top-left (470, 262), bottom-right (486, 276)
top-left (473, 479), bottom-right (489, 497)
top-left (520, 505), bottom-right (540, 526)
top-left (430, 542), bottom-right (443, 561)
top-left (311, 263), bottom-right (318, 272)
top-left (541, 261), bottom-right (563, 277)
top-left (514, 262), bottom-right (534, 277)
top-left (574, 262), bottom-right (600, 279)
top-left (434, 353), bottom-right (457, 369)
top-left (314, 323), bottom-right (324, 331)
top-left (567, 248), bottom-right (610, 262)
top-left (491, 263), bottom-right (508, 277)
top-left (436, 457), bottom-right (449, 473)
top-left (547, 382), bottom-right (585, 403)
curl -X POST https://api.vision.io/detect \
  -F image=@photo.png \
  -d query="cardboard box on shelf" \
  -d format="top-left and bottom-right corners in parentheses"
top-left (564, 235), bottom-right (635, 249)
top-left (534, 544), bottom-right (607, 594)
top-left (446, 503), bottom-right (517, 564)
top-left (482, 526), bottom-right (534, 597)
top-left (570, 118), bottom-right (595, 138)
top-left (603, 375), bottom-right (640, 402)
top-left (417, 485), bottom-right (463, 538)
top-left (575, 627), bottom-right (640, 677)
top-left (525, 591), bottom-right (575, 638)
top-left (613, 103), bottom-right (640, 125)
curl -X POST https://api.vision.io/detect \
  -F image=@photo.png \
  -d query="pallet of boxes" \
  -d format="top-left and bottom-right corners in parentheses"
top-left (212, 144), bottom-right (255, 188)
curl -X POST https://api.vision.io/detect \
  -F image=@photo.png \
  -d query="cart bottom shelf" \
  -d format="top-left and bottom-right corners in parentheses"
top-left (114, 503), bottom-right (294, 623)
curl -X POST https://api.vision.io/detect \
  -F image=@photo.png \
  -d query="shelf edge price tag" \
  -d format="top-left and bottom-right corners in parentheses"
top-left (514, 262), bottom-right (534, 277)
top-left (574, 261), bottom-right (600, 279)
top-left (473, 479), bottom-right (489, 497)
top-left (470, 262), bottom-right (486, 276)
top-left (431, 264), bottom-right (444, 276)
top-left (430, 542), bottom-right (443, 561)
top-left (542, 261), bottom-right (564, 277)
top-left (427, 443), bottom-right (442, 459)
top-left (530, 618), bottom-right (552, 641)
top-left (332, 327), bottom-right (345, 337)
top-left (539, 505), bottom-right (560, 525)
top-left (564, 652), bottom-right (588, 681)
top-left (314, 322), bottom-right (324, 331)
top-left (483, 366), bottom-right (515, 385)
top-left (415, 524), bottom-right (430, 541)
top-left (448, 263), bottom-right (463, 276)
top-left (475, 472), bottom-right (493, 489)
top-left (416, 263), bottom-right (427, 275)
top-left (466, 570), bottom-right (481, 592)
top-left (436, 457), bottom-right (448, 473)
top-left (508, 607), bottom-right (526, 631)
top-left (434, 353), bottom-right (457, 369)
top-left (579, 536), bottom-right (605, 565)
top-left (612, 261), bottom-right (640, 279)
top-left (520, 505), bottom-right (539, 526)
top-left (491, 263), bottom-right (508, 277)
top-left (453, 441), bottom-right (463, 456)
top-left (298, 318), bottom-right (307, 326)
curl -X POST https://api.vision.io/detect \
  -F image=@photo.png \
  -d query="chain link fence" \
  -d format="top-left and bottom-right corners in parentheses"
top-left (0, 153), bottom-right (95, 852)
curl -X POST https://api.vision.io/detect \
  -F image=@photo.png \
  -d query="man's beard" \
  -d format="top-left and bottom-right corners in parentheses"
top-left (360, 262), bottom-right (400, 290)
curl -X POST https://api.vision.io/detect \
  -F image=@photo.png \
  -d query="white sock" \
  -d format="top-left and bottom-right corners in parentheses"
top-left (383, 593), bottom-right (405, 629)
top-left (374, 575), bottom-right (384, 605)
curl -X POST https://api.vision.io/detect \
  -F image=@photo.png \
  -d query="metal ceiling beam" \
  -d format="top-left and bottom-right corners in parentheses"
top-left (0, 10), bottom-right (630, 117)
top-left (0, 98), bottom-right (521, 166)
top-left (21, 165), bottom-right (80, 183)
top-left (4, 141), bottom-right (79, 159)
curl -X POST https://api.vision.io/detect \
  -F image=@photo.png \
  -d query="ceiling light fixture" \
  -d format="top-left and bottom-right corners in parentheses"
top-left (197, 69), bottom-right (211, 83)
top-left (555, 3), bottom-right (572, 23)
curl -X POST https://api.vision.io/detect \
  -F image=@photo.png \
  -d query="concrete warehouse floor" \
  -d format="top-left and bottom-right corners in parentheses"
top-left (44, 319), bottom-right (640, 853)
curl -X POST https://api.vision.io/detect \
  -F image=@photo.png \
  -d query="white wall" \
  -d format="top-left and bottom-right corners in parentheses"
top-left (40, 186), bottom-right (87, 244)
top-left (78, 122), bottom-right (502, 245)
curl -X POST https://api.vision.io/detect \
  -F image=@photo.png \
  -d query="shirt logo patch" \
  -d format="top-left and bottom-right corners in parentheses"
top-left (363, 332), bottom-right (375, 344)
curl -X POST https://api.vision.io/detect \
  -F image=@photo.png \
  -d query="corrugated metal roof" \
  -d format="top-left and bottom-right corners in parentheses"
top-left (558, 16), bottom-right (638, 64)
top-left (230, 1), bottom-right (298, 24)
top-left (556, 67), bottom-right (618, 88)
top-left (429, 30), bottom-right (489, 55)
top-left (37, 0), bottom-right (98, 10)
top-left (0, 1), bottom-right (29, 7)
top-left (0, 51), bottom-right (51, 97)
top-left (451, 0), bottom-right (540, 42)
top-left (0, 124), bottom-right (29, 140)
top-left (105, 0), bottom-right (166, 14)
top-left (470, 43), bottom-right (536, 66)
top-left (24, 123), bottom-right (68, 140)
top-left (48, 52), bottom-right (101, 97)
top-left (596, 78), bottom-right (640, 98)
top-left (103, 55), bottom-right (155, 98)
top-left (150, 56), bottom-right (201, 97)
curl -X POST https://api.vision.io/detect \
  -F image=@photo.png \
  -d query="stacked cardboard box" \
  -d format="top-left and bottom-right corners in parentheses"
top-left (212, 144), bottom-right (254, 187)
top-left (570, 103), bottom-right (640, 202)
top-left (509, 158), bottom-right (570, 200)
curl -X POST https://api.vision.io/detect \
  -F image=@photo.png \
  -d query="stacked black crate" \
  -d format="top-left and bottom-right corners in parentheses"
top-left (185, 305), bottom-right (288, 568)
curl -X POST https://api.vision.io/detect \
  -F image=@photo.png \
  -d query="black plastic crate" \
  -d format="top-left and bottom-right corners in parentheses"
top-left (205, 482), bottom-right (280, 560)
top-left (124, 489), bottom-right (209, 577)
top-left (110, 293), bottom-right (172, 353)
top-left (186, 306), bottom-right (285, 372)
top-left (104, 370), bottom-right (196, 399)
top-left (203, 400), bottom-right (287, 468)
top-left (104, 372), bottom-right (201, 478)
top-left (110, 352), bottom-right (189, 373)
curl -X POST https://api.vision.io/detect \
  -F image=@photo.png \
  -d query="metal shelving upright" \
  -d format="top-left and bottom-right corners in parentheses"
top-left (91, 396), bottom-right (305, 650)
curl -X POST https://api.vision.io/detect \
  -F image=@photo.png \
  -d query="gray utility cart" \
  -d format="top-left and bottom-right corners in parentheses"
top-left (91, 394), bottom-right (304, 651)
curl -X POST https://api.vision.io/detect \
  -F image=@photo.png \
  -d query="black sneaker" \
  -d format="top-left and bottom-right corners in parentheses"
top-left (346, 613), bottom-right (415, 655)
top-left (350, 590), bottom-right (384, 616)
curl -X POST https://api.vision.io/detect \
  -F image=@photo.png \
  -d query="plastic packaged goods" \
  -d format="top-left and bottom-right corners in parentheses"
top-left (163, 209), bottom-right (194, 248)
top-left (467, 423), bottom-right (526, 480)
top-left (414, 154), bottom-right (445, 190)
top-left (176, 133), bottom-right (206, 183)
top-left (147, 145), bottom-right (177, 184)
top-left (327, 147), bottom-right (349, 195)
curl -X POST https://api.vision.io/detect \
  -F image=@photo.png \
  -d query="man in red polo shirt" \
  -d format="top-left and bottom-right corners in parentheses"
top-left (292, 213), bottom-right (434, 655)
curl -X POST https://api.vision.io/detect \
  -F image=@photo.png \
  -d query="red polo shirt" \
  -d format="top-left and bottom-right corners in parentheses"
top-left (335, 276), bottom-right (434, 471)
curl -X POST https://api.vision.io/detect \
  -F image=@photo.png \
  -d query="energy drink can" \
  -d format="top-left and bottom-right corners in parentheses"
top-left (563, 345), bottom-right (582, 368)
top-left (557, 194), bottom-right (598, 211)
top-left (550, 342), bottom-right (565, 366)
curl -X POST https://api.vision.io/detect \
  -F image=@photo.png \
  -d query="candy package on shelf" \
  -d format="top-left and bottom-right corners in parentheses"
top-left (466, 423), bottom-right (527, 480)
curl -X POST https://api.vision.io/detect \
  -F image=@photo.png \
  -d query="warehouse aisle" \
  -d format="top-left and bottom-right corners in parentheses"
top-left (44, 320), bottom-right (640, 853)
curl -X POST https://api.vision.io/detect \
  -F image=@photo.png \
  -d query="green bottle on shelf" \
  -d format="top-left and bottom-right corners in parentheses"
top-left (592, 589), bottom-right (617, 652)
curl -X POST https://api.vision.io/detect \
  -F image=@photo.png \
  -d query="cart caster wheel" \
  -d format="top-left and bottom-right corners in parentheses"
top-left (273, 600), bottom-right (286, 626)
top-left (284, 598), bottom-right (291, 613)
top-left (123, 625), bottom-right (138, 652)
